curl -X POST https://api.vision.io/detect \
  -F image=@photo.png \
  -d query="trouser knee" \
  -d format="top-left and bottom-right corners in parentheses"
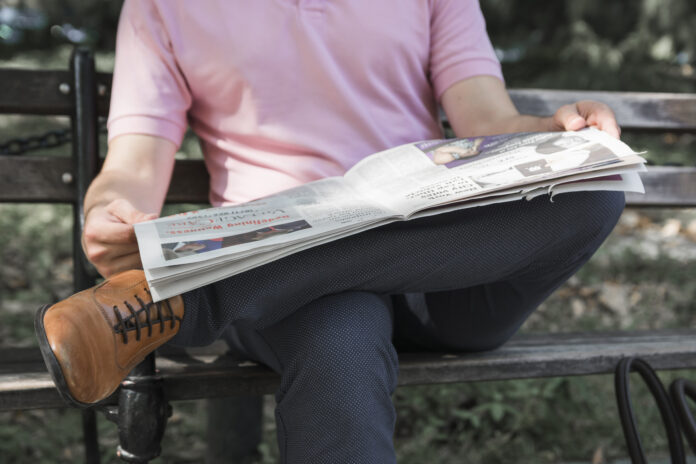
top-left (530, 190), bottom-right (625, 265)
top-left (562, 190), bottom-right (624, 234)
top-left (269, 292), bottom-right (399, 401)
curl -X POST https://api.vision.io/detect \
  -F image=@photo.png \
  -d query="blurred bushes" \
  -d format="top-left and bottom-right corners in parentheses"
top-left (483, 0), bottom-right (696, 92)
top-left (1, 1), bottom-right (695, 463)
top-left (1, 0), bottom-right (694, 93)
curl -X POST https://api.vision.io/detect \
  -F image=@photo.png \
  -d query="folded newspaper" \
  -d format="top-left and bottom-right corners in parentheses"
top-left (135, 128), bottom-right (647, 301)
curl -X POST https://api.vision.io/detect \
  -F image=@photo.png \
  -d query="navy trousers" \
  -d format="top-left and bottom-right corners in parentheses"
top-left (172, 191), bottom-right (625, 464)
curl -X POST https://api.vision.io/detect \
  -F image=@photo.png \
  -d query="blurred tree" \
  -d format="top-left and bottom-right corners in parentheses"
top-left (1, 0), bottom-right (694, 92)
top-left (482, 0), bottom-right (696, 92)
top-left (0, 0), bottom-right (123, 54)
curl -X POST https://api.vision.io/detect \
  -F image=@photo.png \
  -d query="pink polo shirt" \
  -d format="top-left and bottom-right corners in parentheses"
top-left (108, 0), bottom-right (503, 206)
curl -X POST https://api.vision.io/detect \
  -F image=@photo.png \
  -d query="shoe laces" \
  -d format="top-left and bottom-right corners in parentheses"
top-left (112, 288), bottom-right (181, 344)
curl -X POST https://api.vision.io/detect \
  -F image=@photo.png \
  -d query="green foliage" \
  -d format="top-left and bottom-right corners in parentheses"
top-left (392, 369), bottom-right (696, 463)
top-left (2, 0), bottom-right (695, 95)
top-left (1, 1), bottom-right (695, 463)
top-left (0, 204), bottom-right (73, 305)
top-left (0, 1), bottom-right (123, 58)
top-left (483, 0), bottom-right (696, 92)
top-left (0, 409), bottom-right (85, 463)
top-left (0, 400), bottom-right (208, 464)
top-left (622, 133), bottom-right (696, 167)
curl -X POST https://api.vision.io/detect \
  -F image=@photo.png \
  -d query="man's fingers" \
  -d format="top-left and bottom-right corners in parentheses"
top-left (577, 100), bottom-right (621, 139)
top-left (82, 198), bottom-right (155, 277)
top-left (107, 198), bottom-right (157, 224)
top-left (97, 252), bottom-right (143, 278)
top-left (598, 120), bottom-right (621, 139)
top-left (553, 101), bottom-right (621, 139)
top-left (85, 199), bottom-right (157, 245)
top-left (85, 241), bottom-right (140, 265)
top-left (84, 220), bottom-right (136, 245)
top-left (553, 104), bottom-right (587, 131)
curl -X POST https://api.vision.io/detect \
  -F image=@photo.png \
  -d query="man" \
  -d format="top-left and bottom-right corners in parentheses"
top-left (36, 1), bottom-right (624, 462)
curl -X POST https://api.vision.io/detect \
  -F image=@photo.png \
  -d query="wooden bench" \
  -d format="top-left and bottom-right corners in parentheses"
top-left (1, 48), bottom-right (696, 463)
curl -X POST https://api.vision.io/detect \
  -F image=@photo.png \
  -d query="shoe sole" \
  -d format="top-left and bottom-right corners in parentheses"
top-left (35, 304), bottom-right (93, 409)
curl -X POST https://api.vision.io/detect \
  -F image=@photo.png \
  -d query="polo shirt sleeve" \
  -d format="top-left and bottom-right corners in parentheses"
top-left (107, 0), bottom-right (191, 148)
top-left (429, 0), bottom-right (504, 101)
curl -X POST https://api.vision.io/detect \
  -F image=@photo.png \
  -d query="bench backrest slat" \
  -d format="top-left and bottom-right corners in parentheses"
top-left (0, 157), bottom-right (73, 202)
top-left (0, 68), bottom-right (693, 130)
top-left (625, 166), bottom-right (696, 206)
top-left (0, 66), bottom-right (694, 206)
top-left (509, 89), bottom-right (696, 131)
top-left (0, 157), bottom-right (692, 207)
top-left (0, 69), bottom-right (111, 116)
top-left (0, 157), bottom-right (211, 204)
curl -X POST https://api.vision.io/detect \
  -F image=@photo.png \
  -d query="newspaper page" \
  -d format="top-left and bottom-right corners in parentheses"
top-left (345, 128), bottom-right (645, 216)
top-left (135, 128), bottom-right (647, 300)
top-left (135, 176), bottom-right (399, 270)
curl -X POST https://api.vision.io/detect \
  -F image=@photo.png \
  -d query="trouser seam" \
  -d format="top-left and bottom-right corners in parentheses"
top-left (276, 408), bottom-right (289, 464)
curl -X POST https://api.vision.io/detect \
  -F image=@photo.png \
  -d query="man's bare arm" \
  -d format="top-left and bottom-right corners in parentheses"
top-left (83, 134), bottom-right (177, 277)
top-left (441, 76), bottom-right (621, 139)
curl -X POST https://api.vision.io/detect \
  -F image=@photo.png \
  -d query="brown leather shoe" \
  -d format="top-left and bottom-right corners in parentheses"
top-left (35, 269), bottom-right (184, 408)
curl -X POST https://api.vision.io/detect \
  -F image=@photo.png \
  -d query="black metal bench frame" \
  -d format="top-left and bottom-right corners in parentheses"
top-left (1, 47), bottom-right (696, 463)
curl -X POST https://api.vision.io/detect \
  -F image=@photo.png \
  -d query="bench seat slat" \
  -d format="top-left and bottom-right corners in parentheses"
top-left (0, 372), bottom-right (64, 410)
top-left (1, 156), bottom-right (693, 207)
top-left (3, 330), bottom-right (695, 411)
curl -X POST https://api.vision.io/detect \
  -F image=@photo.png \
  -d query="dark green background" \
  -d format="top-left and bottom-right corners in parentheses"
top-left (1, 1), bottom-right (695, 463)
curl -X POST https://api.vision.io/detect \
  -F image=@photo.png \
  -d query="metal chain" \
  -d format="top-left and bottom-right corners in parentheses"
top-left (0, 128), bottom-right (72, 155)
top-left (0, 120), bottom-right (107, 156)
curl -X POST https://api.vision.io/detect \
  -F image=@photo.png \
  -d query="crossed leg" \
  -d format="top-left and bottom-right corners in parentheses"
top-left (175, 191), bottom-right (625, 345)
top-left (175, 191), bottom-right (625, 463)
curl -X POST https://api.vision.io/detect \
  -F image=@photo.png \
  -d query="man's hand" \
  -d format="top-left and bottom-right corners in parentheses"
top-left (549, 101), bottom-right (621, 139)
top-left (441, 76), bottom-right (621, 139)
top-left (81, 134), bottom-right (178, 278)
top-left (83, 199), bottom-right (157, 278)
